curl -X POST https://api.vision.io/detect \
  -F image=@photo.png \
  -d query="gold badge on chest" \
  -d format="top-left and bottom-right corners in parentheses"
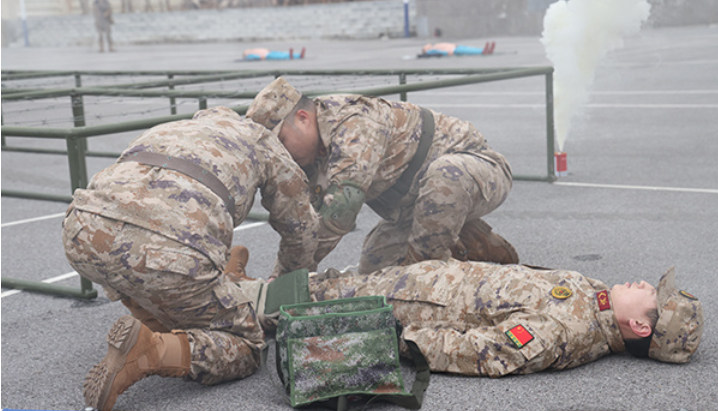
top-left (551, 286), bottom-right (572, 300)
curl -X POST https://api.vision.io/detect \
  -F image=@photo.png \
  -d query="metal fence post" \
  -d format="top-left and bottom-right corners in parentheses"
top-left (1, 107), bottom-right (5, 148)
top-left (66, 134), bottom-right (88, 194)
top-left (399, 73), bottom-right (407, 102)
top-left (73, 74), bottom-right (89, 156)
top-left (66, 132), bottom-right (97, 298)
top-left (69, 81), bottom-right (97, 298)
top-left (545, 71), bottom-right (556, 181)
top-left (70, 90), bottom-right (89, 186)
top-left (168, 74), bottom-right (177, 115)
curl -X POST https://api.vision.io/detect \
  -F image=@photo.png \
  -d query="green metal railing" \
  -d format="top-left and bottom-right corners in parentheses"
top-left (1, 67), bottom-right (556, 299)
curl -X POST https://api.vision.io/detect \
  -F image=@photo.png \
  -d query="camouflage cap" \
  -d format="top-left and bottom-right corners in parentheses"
top-left (648, 266), bottom-right (703, 363)
top-left (246, 77), bottom-right (303, 133)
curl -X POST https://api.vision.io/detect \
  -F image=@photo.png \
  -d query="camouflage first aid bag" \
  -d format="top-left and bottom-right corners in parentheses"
top-left (276, 296), bottom-right (429, 410)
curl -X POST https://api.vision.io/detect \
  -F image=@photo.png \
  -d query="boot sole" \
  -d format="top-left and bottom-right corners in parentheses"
top-left (84, 316), bottom-right (141, 411)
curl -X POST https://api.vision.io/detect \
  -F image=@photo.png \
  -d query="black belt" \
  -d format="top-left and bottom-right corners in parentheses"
top-left (367, 107), bottom-right (435, 210)
top-left (119, 151), bottom-right (236, 221)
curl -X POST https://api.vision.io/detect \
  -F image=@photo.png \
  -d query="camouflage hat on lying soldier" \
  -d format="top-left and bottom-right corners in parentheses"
top-left (648, 267), bottom-right (703, 363)
top-left (246, 77), bottom-right (303, 133)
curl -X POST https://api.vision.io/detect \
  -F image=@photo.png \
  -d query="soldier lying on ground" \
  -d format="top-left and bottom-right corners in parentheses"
top-left (419, 41), bottom-right (496, 57)
top-left (306, 260), bottom-right (702, 376)
top-left (84, 252), bottom-right (702, 410)
top-left (62, 107), bottom-right (322, 411)
top-left (242, 47), bottom-right (306, 60)
top-left (246, 77), bottom-right (518, 277)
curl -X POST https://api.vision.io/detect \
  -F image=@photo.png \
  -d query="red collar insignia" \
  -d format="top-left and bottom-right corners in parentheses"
top-left (596, 290), bottom-right (611, 311)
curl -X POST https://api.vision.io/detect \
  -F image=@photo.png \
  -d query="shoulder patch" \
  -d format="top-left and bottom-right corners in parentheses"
top-left (680, 290), bottom-right (698, 300)
top-left (505, 325), bottom-right (534, 349)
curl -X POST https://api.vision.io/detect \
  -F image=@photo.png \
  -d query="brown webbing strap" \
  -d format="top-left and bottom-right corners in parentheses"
top-left (119, 151), bottom-right (235, 221)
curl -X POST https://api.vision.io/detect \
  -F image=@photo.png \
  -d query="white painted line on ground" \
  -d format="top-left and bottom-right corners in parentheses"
top-left (1, 220), bottom-right (267, 298)
top-left (1, 212), bottom-right (66, 228)
top-left (553, 181), bottom-right (718, 194)
top-left (1, 213), bottom-right (266, 230)
top-left (234, 221), bottom-right (267, 231)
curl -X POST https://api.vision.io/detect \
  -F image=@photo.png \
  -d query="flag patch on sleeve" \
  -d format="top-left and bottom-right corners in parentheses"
top-left (505, 325), bottom-right (534, 349)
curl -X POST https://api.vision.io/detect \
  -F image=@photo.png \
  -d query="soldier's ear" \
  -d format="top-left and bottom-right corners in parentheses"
top-left (628, 318), bottom-right (652, 338)
top-left (295, 109), bottom-right (311, 125)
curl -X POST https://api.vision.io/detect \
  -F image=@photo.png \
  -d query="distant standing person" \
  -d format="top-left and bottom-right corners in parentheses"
top-left (93, 0), bottom-right (115, 52)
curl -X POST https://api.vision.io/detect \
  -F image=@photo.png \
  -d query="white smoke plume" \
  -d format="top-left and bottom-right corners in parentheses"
top-left (541, 0), bottom-right (651, 151)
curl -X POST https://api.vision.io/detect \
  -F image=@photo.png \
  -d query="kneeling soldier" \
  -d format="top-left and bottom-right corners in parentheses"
top-left (63, 106), bottom-right (321, 411)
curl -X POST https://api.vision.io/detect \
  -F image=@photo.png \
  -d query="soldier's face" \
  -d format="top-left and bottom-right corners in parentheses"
top-left (611, 281), bottom-right (658, 327)
top-left (279, 110), bottom-right (319, 167)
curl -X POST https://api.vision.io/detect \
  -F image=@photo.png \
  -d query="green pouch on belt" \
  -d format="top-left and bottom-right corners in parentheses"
top-left (257, 269), bottom-right (311, 329)
top-left (264, 269), bottom-right (311, 314)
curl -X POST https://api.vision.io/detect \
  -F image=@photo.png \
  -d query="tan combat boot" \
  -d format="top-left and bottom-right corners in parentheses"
top-left (450, 218), bottom-right (519, 264)
top-left (84, 316), bottom-right (191, 411)
top-left (121, 298), bottom-right (170, 333)
top-left (224, 245), bottom-right (255, 281)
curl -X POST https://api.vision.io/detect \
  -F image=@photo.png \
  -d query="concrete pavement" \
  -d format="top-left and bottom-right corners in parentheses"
top-left (2, 24), bottom-right (717, 411)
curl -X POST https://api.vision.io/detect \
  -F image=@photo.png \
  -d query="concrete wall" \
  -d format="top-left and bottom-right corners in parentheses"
top-left (2, 0), bottom-right (416, 47)
top-left (648, 0), bottom-right (718, 27)
top-left (415, 0), bottom-right (718, 39)
top-left (3, 0), bottom-right (717, 48)
top-left (415, 0), bottom-right (552, 38)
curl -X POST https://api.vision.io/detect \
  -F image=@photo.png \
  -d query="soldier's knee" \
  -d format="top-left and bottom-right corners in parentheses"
top-left (424, 155), bottom-right (468, 183)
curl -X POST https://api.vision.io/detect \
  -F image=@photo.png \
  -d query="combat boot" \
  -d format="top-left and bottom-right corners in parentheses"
top-left (224, 245), bottom-right (255, 281)
top-left (450, 218), bottom-right (519, 264)
top-left (402, 244), bottom-right (424, 267)
top-left (84, 316), bottom-right (191, 411)
top-left (121, 298), bottom-right (169, 333)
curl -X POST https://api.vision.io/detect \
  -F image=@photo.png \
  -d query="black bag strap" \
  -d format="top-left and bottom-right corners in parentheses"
top-left (391, 339), bottom-right (431, 409)
top-left (366, 107), bottom-right (435, 212)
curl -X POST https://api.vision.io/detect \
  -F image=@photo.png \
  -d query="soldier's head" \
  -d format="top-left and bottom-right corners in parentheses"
top-left (247, 77), bottom-right (319, 166)
top-left (612, 267), bottom-right (703, 363)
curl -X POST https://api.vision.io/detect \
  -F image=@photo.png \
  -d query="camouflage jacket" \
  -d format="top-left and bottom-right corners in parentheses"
top-left (309, 96), bottom-right (512, 258)
top-left (70, 107), bottom-right (319, 275)
top-left (309, 260), bottom-right (625, 377)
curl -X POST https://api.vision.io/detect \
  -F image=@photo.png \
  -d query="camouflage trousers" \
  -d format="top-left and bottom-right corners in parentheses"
top-left (359, 152), bottom-right (512, 273)
top-left (62, 208), bottom-right (265, 385)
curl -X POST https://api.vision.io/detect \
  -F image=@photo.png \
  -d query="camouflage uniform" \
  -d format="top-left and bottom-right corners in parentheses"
top-left (248, 83), bottom-right (513, 273)
top-left (315, 96), bottom-right (513, 272)
top-left (308, 260), bottom-right (703, 376)
top-left (63, 106), bottom-right (319, 385)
